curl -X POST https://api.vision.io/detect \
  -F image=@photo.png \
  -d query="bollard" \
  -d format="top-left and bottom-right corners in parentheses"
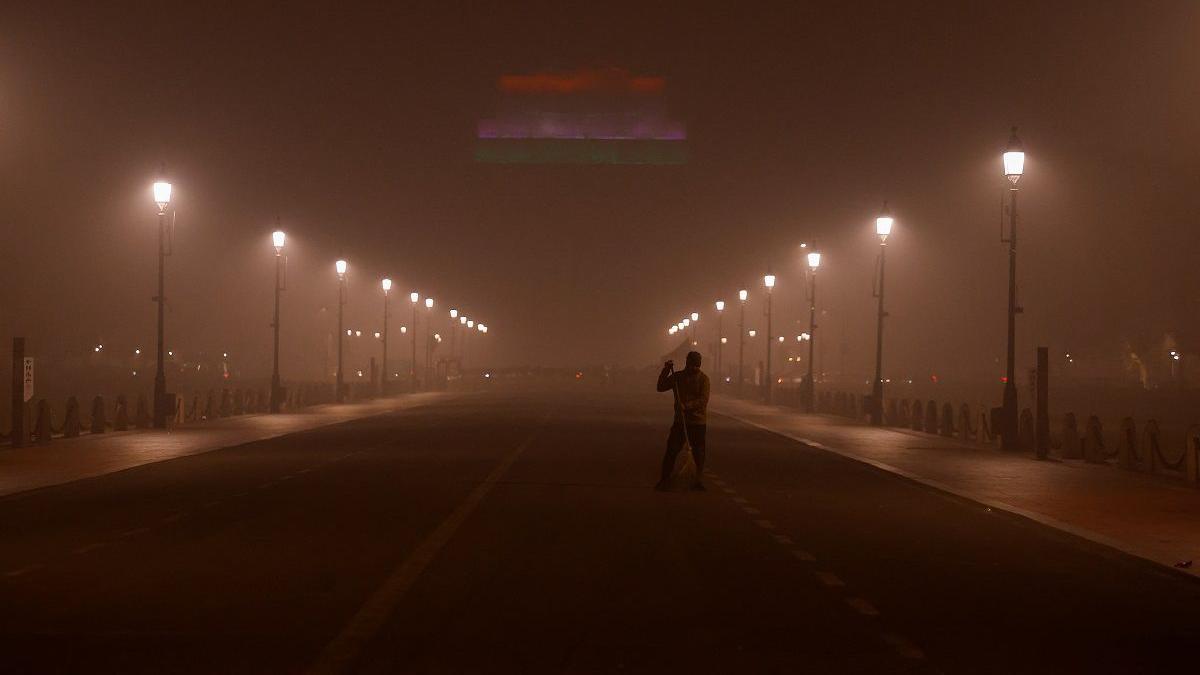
top-left (897, 399), bottom-right (910, 427)
top-left (35, 399), bottom-right (52, 445)
top-left (174, 394), bottom-right (184, 424)
top-left (63, 396), bottom-right (81, 438)
top-left (1083, 415), bottom-right (1104, 463)
top-left (1061, 413), bottom-right (1081, 459)
top-left (135, 393), bottom-right (151, 429)
top-left (1117, 417), bottom-right (1137, 470)
top-left (219, 389), bottom-right (232, 417)
top-left (188, 394), bottom-right (199, 422)
top-left (1018, 408), bottom-right (1035, 451)
top-left (940, 402), bottom-right (955, 437)
top-left (114, 394), bottom-right (130, 431)
top-left (90, 396), bottom-right (107, 434)
top-left (886, 398), bottom-right (898, 426)
top-left (911, 399), bottom-right (924, 431)
top-left (958, 404), bottom-right (974, 443)
top-left (923, 401), bottom-right (938, 434)
top-left (204, 390), bottom-right (216, 420)
top-left (233, 389), bottom-right (245, 416)
top-left (1144, 420), bottom-right (1161, 474)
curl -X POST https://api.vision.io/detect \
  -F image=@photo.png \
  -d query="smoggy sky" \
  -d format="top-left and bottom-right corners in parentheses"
top-left (1, 1), bottom-right (1197, 388)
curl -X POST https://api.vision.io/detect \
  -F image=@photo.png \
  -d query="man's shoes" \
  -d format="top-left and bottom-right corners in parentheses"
top-left (690, 482), bottom-right (706, 492)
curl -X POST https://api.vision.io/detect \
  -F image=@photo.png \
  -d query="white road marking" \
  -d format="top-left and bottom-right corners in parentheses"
top-left (790, 550), bottom-right (816, 562)
top-left (816, 571), bottom-right (845, 587)
top-left (742, 506), bottom-right (761, 515)
top-left (845, 597), bottom-right (880, 616)
top-left (772, 534), bottom-right (793, 545)
top-left (721, 487), bottom-right (736, 494)
top-left (308, 418), bottom-right (550, 675)
top-left (160, 513), bottom-right (184, 524)
top-left (72, 542), bottom-right (106, 555)
top-left (121, 527), bottom-right (151, 538)
top-left (881, 633), bottom-right (925, 659)
top-left (754, 519), bottom-right (775, 530)
top-left (4, 563), bottom-right (44, 577)
top-left (732, 496), bottom-right (748, 504)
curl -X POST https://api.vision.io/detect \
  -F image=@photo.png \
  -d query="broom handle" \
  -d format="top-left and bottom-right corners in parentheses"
top-left (669, 365), bottom-right (692, 447)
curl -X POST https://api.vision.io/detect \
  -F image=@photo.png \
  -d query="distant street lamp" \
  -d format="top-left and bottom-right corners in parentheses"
top-left (269, 228), bottom-right (286, 413)
top-left (715, 300), bottom-right (725, 381)
top-left (803, 249), bottom-right (821, 412)
top-left (764, 274), bottom-right (776, 404)
top-left (151, 175), bottom-right (173, 428)
top-left (1001, 127), bottom-right (1025, 451)
top-left (690, 311), bottom-right (700, 345)
top-left (871, 203), bottom-right (893, 425)
top-left (449, 308), bottom-right (459, 361)
top-left (738, 289), bottom-right (748, 396)
top-left (424, 297), bottom-right (435, 387)
top-left (335, 259), bottom-right (348, 402)
top-left (410, 291), bottom-right (420, 391)
top-left (381, 278), bottom-right (392, 396)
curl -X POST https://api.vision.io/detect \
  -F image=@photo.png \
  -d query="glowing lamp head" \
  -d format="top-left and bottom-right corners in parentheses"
top-left (1003, 127), bottom-right (1025, 183)
top-left (682, 318), bottom-right (690, 327)
top-left (739, 289), bottom-right (748, 302)
top-left (669, 326), bottom-right (677, 335)
top-left (467, 320), bottom-right (474, 328)
top-left (272, 230), bottom-right (286, 253)
top-left (152, 180), bottom-right (172, 212)
top-left (410, 291), bottom-right (419, 303)
top-left (807, 251), bottom-right (822, 269)
top-left (748, 329), bottom-right (757, 337)
top-left (335, 259), bottom-right (348, 279)
top-left (477, 323), bottom-right (484, 332)
top-left (778, 336), bottom-right (785, 342)
top-left (690, 312), bottom-right (699, 322)
top-left (715, 300), bottom-right (725, 312)
top-left (764, 274), bottom-right (776, 289)
top-left (720, 337), bottom-right (727, 344)
top-left (381, 278), bottom-right (392, 292)
top-left (875, 202), bottom-right (894, 240)
top-left (450, 309), bottom-right (459, 319)
top-left (425, 298), bottom-right (434, 309)
top-left (460, 316), bottom-right (467, 325)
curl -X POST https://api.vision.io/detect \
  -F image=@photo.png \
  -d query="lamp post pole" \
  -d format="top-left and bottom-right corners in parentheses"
top-left (1001, 127), bottom-right (1025, 451)
top-left (715, 301), bottom-right (725, 381)
top-left (381, 279), bottom-right (391, 397)
top-left (738, 290), bottom-right (747, 397)
top-left (410, 292), bottom-right (419, 391)
top-left (424, 298), bottom-right (435, 388)
top-left (270, 229), bottom-right (286, 413)
top-left (871, 205), bottom-right (893, 425)
top-left (151, 177), bottom-right (172, 429)
top-left (335, 260), bottom-right (347, 403)
top-left (804, 251), bottom-right (821, 413)
top-left (764, 275), bottom-right (775, 404)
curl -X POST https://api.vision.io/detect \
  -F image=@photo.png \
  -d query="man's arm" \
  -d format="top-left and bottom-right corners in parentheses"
top-left (656, 363), bottom-right (674, 392)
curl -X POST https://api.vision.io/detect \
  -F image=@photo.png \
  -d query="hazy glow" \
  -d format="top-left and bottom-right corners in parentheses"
top-left (381, 278), bottom-right (392, 292)
top-left (335, 259), bottom-right (348, 277)
top-left (720, 337), bottom-right (727, 344)
top-left (748, 329), bottom-right (757, 337)
top-left (669, 326), bottom-right (677, 334)
top-left (764, 274), bottom-right (776, 288)
top-left (876, 216), bottom-right (894, 238)
top-left (152, 180), bottom-right (172, 210)
top-left (738, 289), bottom-right (748, 301)
top-left (460, 316), bottom-right (467, 325)
top-left (410, 291), bottom-right (419, 303)
top-left (272, 230), bottom-right (286, 251)
top-left (1004, 128), bottom-right (1025, 181)
top-left (425, 298), bottom-right (434, 309)
top-left (807, 251), bottom-right (822, 269)
top-left (467, 320), bottom-right (474, 328)
top-left (715, 300), bottom-right (725, 311)
top-left (778, 336), bottom-right (785, 342)
top-left (690, 312), bottom-right (699, 321)
top-left (682, 318), bottom-right (690, 327)
top-left (450, 309), bottom-right (459, 318)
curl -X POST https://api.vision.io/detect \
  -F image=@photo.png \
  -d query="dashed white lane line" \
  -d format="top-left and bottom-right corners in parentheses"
top-left (721, 487), bottom-right (736, 494)
top-left (846, 597), bottom-right (880, 616)
top-left (203, 500), bottom-right (223, 509)
top-left (4, 563), bottom-right (45, 577)
top-left (754, 519), bottom-right (775, 530)
top-left (160, 512), bottom-right (184, 524)
top-left (72, 542), bottom-right (107, 555)
top-left (882, 633), bottom-right (925, 659)
top-left (815, 571), bottom-right (845, 588)
top-left (790, 549), bottom-right (816, 562)
top-left (772, 534), bottom-right (793, 546)
top-left (121, 526), bottom-right (151, 538)
top-left (742, 506), bottom-right (762, 515)
top-left (732, 496), bottom-right (748, 504)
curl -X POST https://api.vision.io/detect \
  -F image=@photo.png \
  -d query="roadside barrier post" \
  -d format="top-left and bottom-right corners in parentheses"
top-left (11, 337), bottom-right (25, 447)
top-left (1036, 347), bottom-right (1049, 460)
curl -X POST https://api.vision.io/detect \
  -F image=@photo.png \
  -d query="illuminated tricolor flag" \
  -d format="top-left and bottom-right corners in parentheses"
top-left (476, 68), bottom-right (687, 165)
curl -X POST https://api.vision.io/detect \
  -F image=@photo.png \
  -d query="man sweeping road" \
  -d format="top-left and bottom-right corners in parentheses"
top-left (655, 351), bottom-right (711, 491)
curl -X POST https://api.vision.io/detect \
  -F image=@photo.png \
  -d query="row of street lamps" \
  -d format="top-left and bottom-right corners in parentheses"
top-left (143, 176), bottom-right (491, 424)
top-left (664, 129), bottom-right (1027, 440)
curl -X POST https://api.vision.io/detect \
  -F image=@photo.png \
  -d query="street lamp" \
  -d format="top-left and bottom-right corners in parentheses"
top-left (335, 259), bottom-right (348, 402)
top-left (738, 289), bottom-right (748, 396)
top-left (870, 203), bottom-right (893, 425)
top-left (151, 175), bottom-right (172, 428)
top-left (803, 249), bottom-right (821, 412)
top-left (1001, 127), bottom-right (1025, 451)
top-left (269, 228), bottom-right (286, 413)
top-left (449, 308), bottom-right (459, 361)
top-left (410, 291), bottom-right (420, 391)
top-left (715, 300), bottom-right (725, 381)
top-left (764, 274), bottom-right (776, 404)
top-left (424, 297), bottom-right (435, 388)
top-left (381, 278), bottom-right (392, 396)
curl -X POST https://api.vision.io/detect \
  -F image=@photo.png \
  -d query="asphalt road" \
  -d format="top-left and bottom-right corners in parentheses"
top-left (1, 386), bottom-right (1198, 674)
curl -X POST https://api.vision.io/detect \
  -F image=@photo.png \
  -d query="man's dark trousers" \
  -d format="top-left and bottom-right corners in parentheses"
top-left (660, 422), bottom-right (706, 483)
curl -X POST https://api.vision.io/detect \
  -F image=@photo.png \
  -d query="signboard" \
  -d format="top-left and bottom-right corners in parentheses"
top-left (22, 357), bottom-right (33, 402)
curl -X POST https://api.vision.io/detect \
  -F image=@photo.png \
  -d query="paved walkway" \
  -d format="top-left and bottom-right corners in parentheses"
top-left (0, 393), bottom-right (450, 499)
top-left (713, 396), bottom-right (1200, 578)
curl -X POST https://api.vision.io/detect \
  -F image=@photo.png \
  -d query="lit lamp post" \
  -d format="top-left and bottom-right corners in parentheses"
top-left (803, 250), bottom-right (821, 412)
top-left (424, 297), bottom-right (435, 387)
top-left (738, 289), bottom-right (748, 396)
top-left (270, 229), bottom-right (286, 413)
top-left (1001, 127), bottom-right (1025, 451)
top-left (335, 259), bottom-right (348, 402)
top-left (715, 300), bottom-right (725, 381)
top-left (381, 278), bottom-right (392, 396)
top-left (764, 273), bottom-right (776, 404)
top-left (459, 315), bottom-right (468, 367)
top-left (151, 176), bottom-right (172, 428)
top-left (449, 308), bottom-right (459, 362)
top-left (871, 204), bottom-right (893, 425)
top-left (690, 312), bottom-right (699, 345)
top-left (410, 291), bottom-right (420, 390)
